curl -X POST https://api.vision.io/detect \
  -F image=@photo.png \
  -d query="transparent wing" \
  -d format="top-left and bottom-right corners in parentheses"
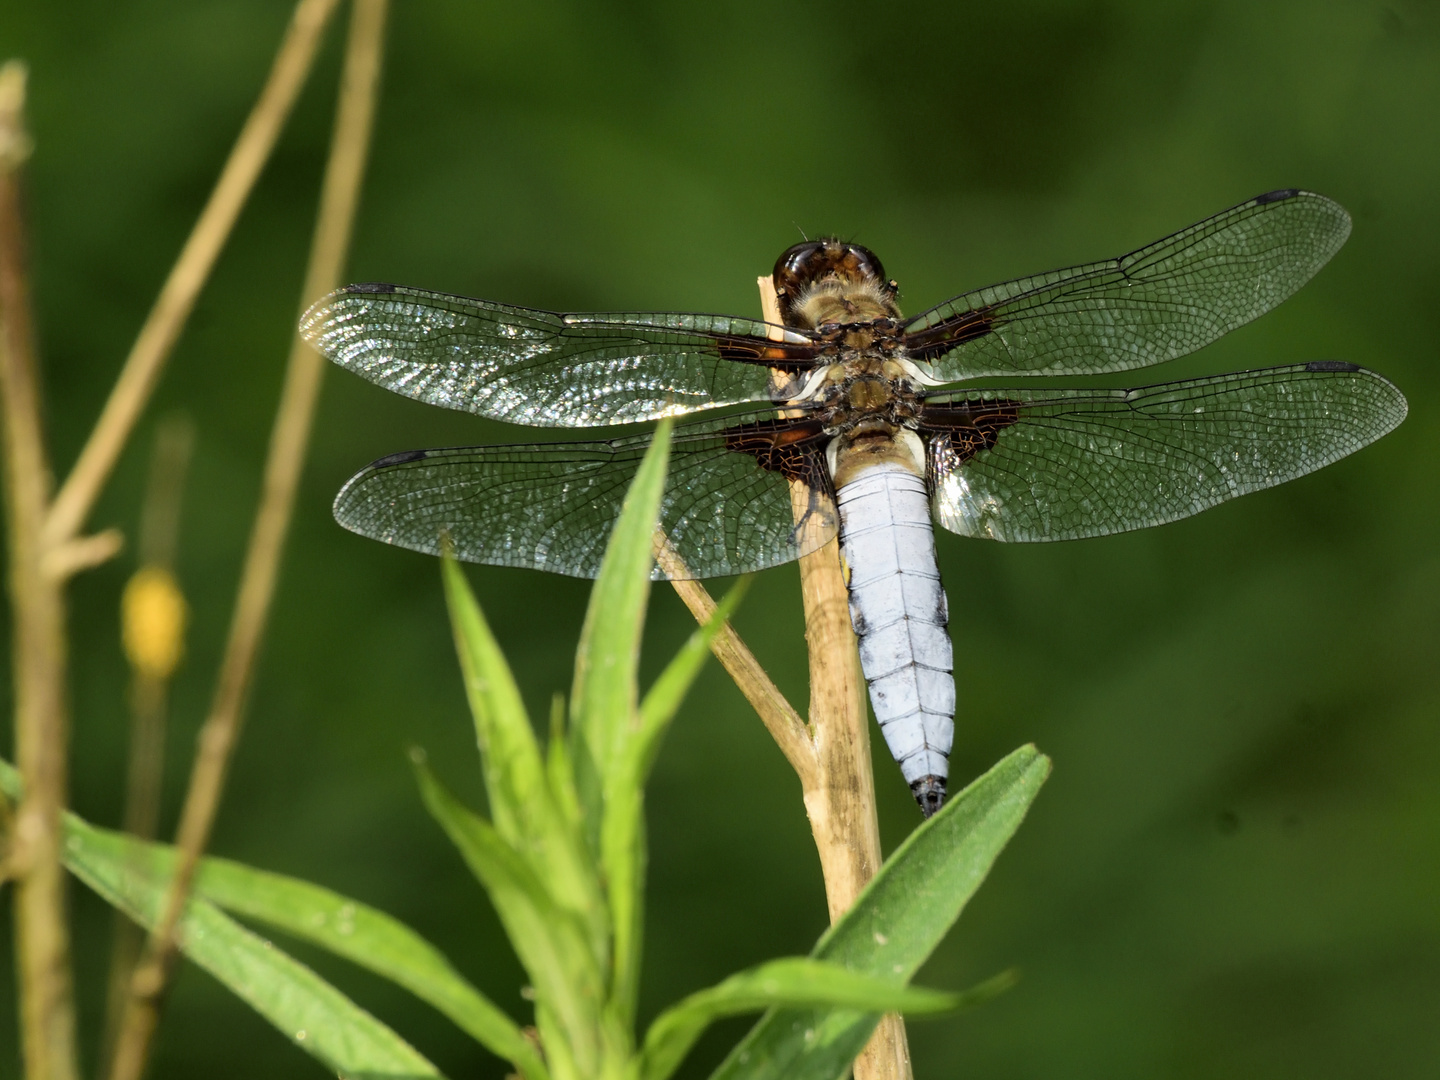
top-left (332, 412), bottom-right (836, 579)
top-left (904, 190), bottom-right (1351, 381)
top-left (301, 284), bottom-right (824, 428)
top-left (923, 362), bottom-right (1406, 542)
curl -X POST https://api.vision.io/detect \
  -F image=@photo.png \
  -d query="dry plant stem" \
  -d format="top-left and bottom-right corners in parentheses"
top-left (666, 282), bottom-right (912, 1078)
top-left (136, 417), bottom-right (196, 569)
top-left (656, 534), bottom-right (813, 778)
top-left (41, 0), bottom-right (343, 552)
top-left (0, 62), bottom-right (81, 1080)
top-left (98, 674), bottom-right (165, 1076)
top-left (38, 528), bottom-right (122, 581)
top-left (107, 4), bottom-right (389, 1078)
top-left (759, 277), bottom-right (912, 1080)
top-left (101, 419), bottom-right (194, 1075)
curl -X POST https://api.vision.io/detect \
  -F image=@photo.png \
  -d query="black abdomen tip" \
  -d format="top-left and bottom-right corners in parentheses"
top-left (911, 776), bottom-right (947, 818)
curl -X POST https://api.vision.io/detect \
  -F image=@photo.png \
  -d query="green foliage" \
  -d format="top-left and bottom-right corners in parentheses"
top-left (636, 958), bottom-right (994, 1080)
top-left (0, 423), bottom-right (1048, 1078)
top-left (10, 5), bottom-right (1436, 1074)
top-left (711, 746), bottom-right (1049, 1080)
top-left (0, 759), bottom-right (444, 1079)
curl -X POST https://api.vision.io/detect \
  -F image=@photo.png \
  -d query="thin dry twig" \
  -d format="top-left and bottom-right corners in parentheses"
top-left (106, 4), bottom-right (389, 1077)
top-left (41, 0), bottom-right (343, 553)
top-left (663, 274), bottom-right (910, 1078)
top-left (667, 269), bottom-right (914, 1077)
top-left (0, 60), bottom-right (81, 1080)
top-left (100, 416), bottom-right (194, 1075)
top-left (38, 528), bottom-right (123, 581)
top-left (758, 274), bottom-right (911, 1080)
top-left (656, 530), bottom-right (814, 777)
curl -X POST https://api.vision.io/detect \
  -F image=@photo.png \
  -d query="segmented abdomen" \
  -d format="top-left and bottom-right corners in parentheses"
top-left (835, 462), bottom-right (955, 799)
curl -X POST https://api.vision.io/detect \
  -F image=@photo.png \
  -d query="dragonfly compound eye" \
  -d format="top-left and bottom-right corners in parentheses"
top-left (772, 240), bottom-right (889, 324)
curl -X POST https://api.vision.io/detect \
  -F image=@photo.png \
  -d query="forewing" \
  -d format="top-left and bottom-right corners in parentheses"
top-left (923, 363), bottom-right (1406, 542)
top-left (905, 190), bottom-right (1351, 381)
top-left (332, 413), bottom-right (836, 579)
top-left (301, 285), bottom-right (823, 428)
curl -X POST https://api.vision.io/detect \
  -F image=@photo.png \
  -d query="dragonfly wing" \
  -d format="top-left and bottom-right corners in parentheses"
top-left (333, 413), bottom-right (836, 579)
top-left (302, 285), bottom-right (823, 428)
top-left (905, 190), bottom-right (1351, 380)
top-left (922, 362), bottom-right (1406, 542)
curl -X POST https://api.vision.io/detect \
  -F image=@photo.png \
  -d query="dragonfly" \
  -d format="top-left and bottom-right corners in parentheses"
top-left (302, 189), bottom-right (1407, 817)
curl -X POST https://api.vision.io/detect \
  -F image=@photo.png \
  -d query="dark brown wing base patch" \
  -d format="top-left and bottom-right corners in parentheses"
top-left (724, 417), bottom-right (835, 546)
top-left (715, 337), bottom-right (825, 370)
top-left (918, 398), bottom-right (1023, 459)
top-left (723, 418), bottom-right (829, 482)
top-left (903, 307), bottom-right (998, 363)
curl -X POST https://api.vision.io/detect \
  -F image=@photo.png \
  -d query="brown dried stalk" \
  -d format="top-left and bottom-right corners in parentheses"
top-left (100, 416), bottom-right (194, 1076)
top-left (664, 273), bottom-right (912, 1079)
top-left (756, 276), bottom-right (912, 1080)
top-left (4, 1), bottom-right (345, 1068)
top-left (0, 60), bottom-right (81, 1080)
top-left (106, 3), bottom-right (389, 1077)
top-left (655, 533), bottom-right (813, 776)
top-left (42, 0), bottom-right (343, 554)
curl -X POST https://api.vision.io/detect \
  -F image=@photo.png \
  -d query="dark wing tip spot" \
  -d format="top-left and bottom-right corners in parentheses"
top-left (345, 282), bottom-right (398, 295)
top-left (1306, 360), bottom-right (1360, 372)
top-left (1254, 188), bottom-right (1301, 205)
top-left (370, 448), bottom-right (429, 469)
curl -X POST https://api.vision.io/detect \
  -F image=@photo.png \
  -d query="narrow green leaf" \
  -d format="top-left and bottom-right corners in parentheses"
top-left (547, 692), bottom-right (585, 840)
top-left (416, 759), bottom-right (607, 1079)
top-left (604, 576), bottom-right (749, 1023)
top-left (0, 758), bottom-right (543, 1079)
top-left (637, 957), bottom-right (982, 1080)
top-left (440, 547), bottom-right (537, 842)
top-left (709, 745), bottom-right (1051, 1080)
top-left (198, 854), bottom-right (549, 1080)
top-left (441, 553), bottom-right (608, 963)
top-left (64, 807), bottom-right (443, 1079)
top-left (570, 419), bottom-right (672, 847)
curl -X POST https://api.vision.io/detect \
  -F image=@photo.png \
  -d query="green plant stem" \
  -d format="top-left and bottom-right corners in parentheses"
top-left (0, 60), bottom-right (81, 1080)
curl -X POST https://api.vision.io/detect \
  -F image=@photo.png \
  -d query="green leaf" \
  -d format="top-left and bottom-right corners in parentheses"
top-left (709, 744), bottom-right (1051, 1080)
top-left (569, 419), bottom-right (672, 848)
top-left (603, 577), bottom-right (749, 1023)
top-left (415, 759), bottom-right (609, 1080)
top-left (64, 803), bottom-right (443, 1079)
top-left (636, 957), bottom-right (988, 1080)
top-left (547, 692), bottom-right (585, 840)
top-left (0, 758), bottom-right (541, 1078)
top-left (441, 554), bottom-right (608, 963)
top-left (439, 547), bottom-right (539, 844)
top-left (197, 852), bottom-right (550, 1080)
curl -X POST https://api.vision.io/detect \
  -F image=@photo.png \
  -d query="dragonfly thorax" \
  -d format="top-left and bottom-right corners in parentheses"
top-left (801, 352), bottom-right (924, 429)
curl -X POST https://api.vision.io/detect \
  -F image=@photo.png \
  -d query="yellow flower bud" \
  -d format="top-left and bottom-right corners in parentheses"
top-left (121, 566), bottom-right (187, 680)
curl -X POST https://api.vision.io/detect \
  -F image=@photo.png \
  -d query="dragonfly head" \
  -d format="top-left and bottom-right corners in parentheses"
top-left (772, 240), bottom-right (900, 330)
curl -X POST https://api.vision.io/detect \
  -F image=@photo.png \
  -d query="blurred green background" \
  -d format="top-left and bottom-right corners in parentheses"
top-left (2, 1), bottom-right (1437, 1076)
